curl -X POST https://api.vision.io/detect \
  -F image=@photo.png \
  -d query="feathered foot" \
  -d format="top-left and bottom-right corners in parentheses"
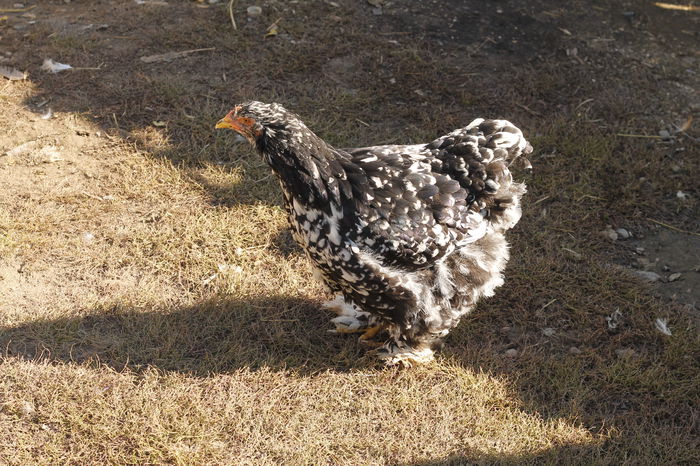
top-left (324, 296), bottom-right (372, 334)
top-left (322, 295), bottom-right (356, 316)
top-left (328, 314), bottom-right (371, 334)
top-left (376, 341), bottom-right (435, 368)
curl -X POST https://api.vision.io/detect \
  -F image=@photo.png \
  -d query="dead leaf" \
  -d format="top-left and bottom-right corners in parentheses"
top-left (265, 18), bottom-right (282, 38)
top-left (679, 115), bottom-right (693, 132)
top-left (152, 121), bottom-right (167, 127)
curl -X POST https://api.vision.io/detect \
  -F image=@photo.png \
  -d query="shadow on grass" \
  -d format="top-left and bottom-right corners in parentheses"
top-left (0, 295), bottom-right (374, 376)
top-left (405, 444), bottom-right (603, 466)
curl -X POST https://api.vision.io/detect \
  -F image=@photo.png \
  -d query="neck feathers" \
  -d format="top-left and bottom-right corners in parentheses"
top-left (258, 123), bottom-right (349, 208)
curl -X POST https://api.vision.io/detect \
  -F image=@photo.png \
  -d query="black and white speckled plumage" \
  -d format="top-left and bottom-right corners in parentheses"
top-left (220, 101), bottom-right (532, 364)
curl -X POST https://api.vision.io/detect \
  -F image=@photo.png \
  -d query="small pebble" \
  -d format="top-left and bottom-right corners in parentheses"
top-left (19, 401), bottom-right (36, 417)
top-left (81, 232), bottom-right (95, 244)
top-left (676, 191), bottom-right (688, 199)
top-left (668, 272), bottom-right (681, 282)
top-left (636, 257), bottom-right (651, 269)
top-left (615, 348), bottom-right (635, 358)
top-left (601, 228), bottom-right (618, 241)
top-left (542, 327), bottom-right (555, 337)
top-left (504, 349), bottom-right (518, 358)
top-left (615, 228), bottom-right (631, 239)
top-left (635, 246), bottom-right (645, 254)
top-left (246, 6), bottom-right (262, 17)
top-left (563, 248), bottom-right (582, 261)
top-left (372, 7), bottom-right (382, 15)
top-left (569, 346), bottom-right (582, 355)
top-left (634, 270), bottom-right (661, 282)
top-left (658, 129), bottom-right (671, 139)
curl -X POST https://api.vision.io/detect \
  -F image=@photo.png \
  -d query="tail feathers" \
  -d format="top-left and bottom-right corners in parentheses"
top-left (464, 118), bottom-right (533, 170)
top-left (427, 118), bottom-right (532, 215)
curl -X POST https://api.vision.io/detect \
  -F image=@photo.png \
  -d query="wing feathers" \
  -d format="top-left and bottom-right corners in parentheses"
top-left (339, 119), bottom-right (530, 268)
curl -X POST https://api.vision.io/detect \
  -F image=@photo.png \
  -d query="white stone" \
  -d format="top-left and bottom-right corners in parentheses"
top-left (634, 270), bottom-right (661, 282)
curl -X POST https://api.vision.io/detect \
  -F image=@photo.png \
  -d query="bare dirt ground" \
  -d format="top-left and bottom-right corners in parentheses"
top-left (1, 0), bottom-right (699, 464)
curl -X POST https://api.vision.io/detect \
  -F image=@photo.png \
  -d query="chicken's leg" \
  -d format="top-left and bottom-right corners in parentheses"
top-left (376, 341), bottom-right (435, 367)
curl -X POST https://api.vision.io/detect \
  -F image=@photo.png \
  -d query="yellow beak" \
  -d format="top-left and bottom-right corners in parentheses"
top-left (215, 112), bottom-right (237, 130)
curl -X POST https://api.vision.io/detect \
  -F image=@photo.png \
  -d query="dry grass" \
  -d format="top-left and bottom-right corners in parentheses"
top-left (1, 0), bottom-right (699, 464)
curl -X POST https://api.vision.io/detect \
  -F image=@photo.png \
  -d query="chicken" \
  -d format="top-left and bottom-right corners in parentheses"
top-left (216, 101), bottom-right (532, 366)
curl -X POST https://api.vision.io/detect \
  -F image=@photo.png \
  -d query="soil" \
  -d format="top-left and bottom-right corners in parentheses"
top-left (628, 230), bottom-right (700, 308)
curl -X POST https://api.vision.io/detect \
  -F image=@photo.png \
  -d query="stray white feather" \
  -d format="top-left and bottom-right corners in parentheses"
top-left (41, 59), bottom-right (73, 73)
top-left (654, 318), bottom-right (672, 336)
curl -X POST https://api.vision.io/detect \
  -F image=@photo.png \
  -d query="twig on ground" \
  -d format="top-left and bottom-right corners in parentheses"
top-left (81, 191), bottom-right (105, 201)
top-left (140, 48), bottom-right (215, 63)
top-left (575, 194), bottom-right (606, 202)
top-left (647, 218), bottom-right (700, 237)
top-left (0, 5), bottom-right (36, 12)
top-left (614, 133), bottom-right (663, 139)
top-left (469, 37), bottom-right (495, 56)
top-left (537, 299), bottom-right (557, 313)
top-left (574, 98), bottom-right (594, 111)
top-left (516, 103), bottom-right (541, 116)
top-left (654, 2), bottom-right (700, 12)
top-left (228, 0), bottom-right (237, 31)
top-left (73, 65), bottom-right (105, 71)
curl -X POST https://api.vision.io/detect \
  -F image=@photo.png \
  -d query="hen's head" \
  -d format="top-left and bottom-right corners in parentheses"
top-left (216, 101), bottom-right (305, 148)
